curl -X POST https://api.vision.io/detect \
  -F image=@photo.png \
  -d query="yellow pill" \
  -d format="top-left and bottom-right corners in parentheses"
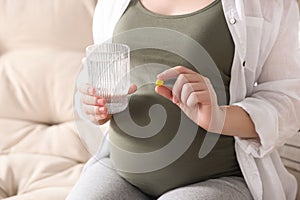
top-left (156, 79), bottom-right (164, 86)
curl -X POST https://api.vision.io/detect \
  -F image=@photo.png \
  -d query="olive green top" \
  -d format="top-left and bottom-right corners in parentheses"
top-left (109, 0), bottom-right (241, 197)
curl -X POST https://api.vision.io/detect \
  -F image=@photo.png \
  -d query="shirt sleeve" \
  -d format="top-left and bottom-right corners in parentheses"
top-left (234, 0), bottom-right (300, 158)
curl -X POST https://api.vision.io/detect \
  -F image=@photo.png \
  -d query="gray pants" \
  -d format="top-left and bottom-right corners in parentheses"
top-left (66, 157), bottom-right (253, 200)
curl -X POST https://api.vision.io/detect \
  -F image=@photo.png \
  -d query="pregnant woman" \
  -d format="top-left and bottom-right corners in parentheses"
top-left (67, 0), bottom-right (300, 199)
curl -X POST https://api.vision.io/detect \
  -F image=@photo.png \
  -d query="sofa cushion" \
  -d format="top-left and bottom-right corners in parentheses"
top-left (279, 21), bottom-right (300, 172)
top-left (0, 153), bottom-right (84, 199)
top-left (0, 0), bottom-right (97, 199)
top-left (0, 0), bottom-right (96, 157)
top-left (0, 0), bottom-right (95, 53)
top-left (0, 50), bottom-right (84, 124)
top-left (279, 19), bottom-right (300, 200)
top-left (0, 48), bottom-right (93, 158)
top-left (279, 133), bottom-right (300, 172)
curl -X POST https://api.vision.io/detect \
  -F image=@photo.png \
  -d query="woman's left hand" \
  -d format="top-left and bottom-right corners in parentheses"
top-left (155, 66), bottom-right (226, 133)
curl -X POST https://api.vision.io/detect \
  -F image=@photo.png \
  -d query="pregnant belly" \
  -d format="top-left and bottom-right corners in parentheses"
top-left (109, 85), bottom-right (241, 197)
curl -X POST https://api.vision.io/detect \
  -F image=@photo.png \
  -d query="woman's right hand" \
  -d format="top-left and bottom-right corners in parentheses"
top-left (79, 83), bottom-right (137, 125)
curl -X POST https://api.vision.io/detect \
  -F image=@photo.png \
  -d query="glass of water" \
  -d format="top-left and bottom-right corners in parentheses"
top-left (86, 43), bottom-right (130, 114)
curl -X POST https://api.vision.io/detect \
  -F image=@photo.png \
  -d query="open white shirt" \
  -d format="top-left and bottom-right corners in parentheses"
top-left (78, 0), bottom-right (300, 199)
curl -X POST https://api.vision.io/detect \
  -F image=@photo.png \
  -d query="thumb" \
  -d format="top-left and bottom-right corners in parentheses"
top-left (128, 84), bottom-right (137, 94)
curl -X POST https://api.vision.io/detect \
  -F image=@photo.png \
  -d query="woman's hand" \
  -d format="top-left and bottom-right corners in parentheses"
top-left (79, 83), bottom-right (137, 125)
top-left (155, 66), bottom-right (226, 133)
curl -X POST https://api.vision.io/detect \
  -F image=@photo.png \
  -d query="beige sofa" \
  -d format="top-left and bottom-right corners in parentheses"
top-left (0, 1), bottom-right (299, 199)
top-left (0, 0), bottom-right (96, 199)
top-left (278, 4), bottom-right (300, 199)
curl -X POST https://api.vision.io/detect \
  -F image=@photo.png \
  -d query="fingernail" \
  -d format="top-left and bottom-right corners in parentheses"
top-left (99, 107), bottom-right (105, 112)
top-left (97, 99), bottom-right (104, 105)
top-left (173, 96), bottom-right (179, 104)
top-left (172, 97), bottom-right (176, 103)
top-left (100, 114), bottom-right (106, 118)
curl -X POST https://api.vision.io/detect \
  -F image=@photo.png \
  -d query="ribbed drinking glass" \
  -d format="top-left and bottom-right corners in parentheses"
top-left (86, 43), bottom-right (130, 114)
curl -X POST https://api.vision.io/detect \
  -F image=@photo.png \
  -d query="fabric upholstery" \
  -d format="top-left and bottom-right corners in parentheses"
top-left (278, 17), bottom-right (300, 200)
top-left (0, 0), bottom-right (97, 199)
top-left (279, 133), bottom-right (300, 172)
top-left (0, 0), bottom-right (299, 199)
top-left (0, 0), bottom-right (95, 53)
top-left (279, 133), bottom-right (300, 200)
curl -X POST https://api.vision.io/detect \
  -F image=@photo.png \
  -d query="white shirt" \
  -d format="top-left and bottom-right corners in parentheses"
top-left (87, 0), bottom-right (300, 199)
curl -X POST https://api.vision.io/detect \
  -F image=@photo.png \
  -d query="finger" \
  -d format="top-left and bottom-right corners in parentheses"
top-left (186, 91), bottom-right (211, 107)
top-left (81, 94), bottom-right (106, 106)
top-left (181, 82), bottom-right (207, 105)
top-left (88, 114), bottom-right (112, 125)
top-left (79, 83), bottom-right (95, 96)
top-left (128, 84), bottom-right (137, 94)
top-left (155, 85), bottom-right (173, 101)
top-left (97, 114), bottom-right (112, 125)
top-left (172, 74), bottom-right (203, 103)
top-left (157, 66), bottom-right (197, 80)
top-left (82, 104), bottom-right (108, 115)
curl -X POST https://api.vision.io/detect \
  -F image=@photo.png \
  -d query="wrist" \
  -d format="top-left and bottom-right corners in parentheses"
top-left (219, 105), bottom-right (259, 139)
top-left (206, 106), bottom-right (227, 134)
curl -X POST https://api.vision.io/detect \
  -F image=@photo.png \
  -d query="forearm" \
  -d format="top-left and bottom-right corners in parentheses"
top-left (220, 105), bottom-right (259, 139)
